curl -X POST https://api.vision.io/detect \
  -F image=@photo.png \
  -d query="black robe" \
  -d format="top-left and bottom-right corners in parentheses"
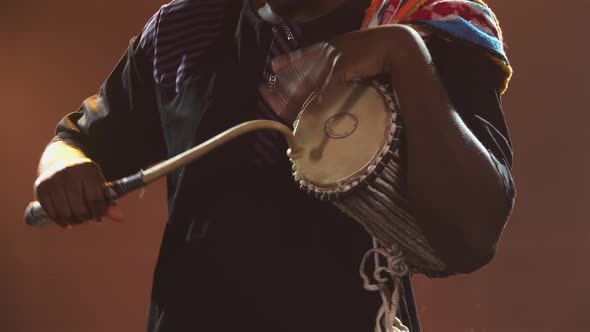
top-left (54, 1), bottom-right (514, 331)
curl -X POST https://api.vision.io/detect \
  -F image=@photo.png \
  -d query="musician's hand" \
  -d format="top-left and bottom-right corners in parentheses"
top-left (259, 24), bottom-right (424, 122)
top-left (34, 159), bottom-right (124, 228)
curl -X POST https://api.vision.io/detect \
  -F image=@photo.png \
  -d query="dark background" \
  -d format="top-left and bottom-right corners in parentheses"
top-left (1, 0), bottom-right (588, 331)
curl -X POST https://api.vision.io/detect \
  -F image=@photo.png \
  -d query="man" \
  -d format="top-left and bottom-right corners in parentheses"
top-left (33, 0), bottom-right (515, 331)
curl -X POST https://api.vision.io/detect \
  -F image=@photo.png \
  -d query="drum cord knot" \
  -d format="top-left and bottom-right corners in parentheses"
top-left (360, 238), bottom-right (411, 332)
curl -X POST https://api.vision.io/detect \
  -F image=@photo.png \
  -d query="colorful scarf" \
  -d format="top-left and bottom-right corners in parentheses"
top-left (362, 0), bottom-right (512, 94)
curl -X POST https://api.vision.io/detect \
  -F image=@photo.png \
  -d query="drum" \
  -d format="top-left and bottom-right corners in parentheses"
top-left (291, 80), bottom-right (446, 274)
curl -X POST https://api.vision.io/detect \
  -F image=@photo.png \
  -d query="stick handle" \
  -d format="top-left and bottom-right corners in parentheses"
top-left (24, 120), bottom-right (303, 227)
top-left (142, 120), bottom-right (303, 182)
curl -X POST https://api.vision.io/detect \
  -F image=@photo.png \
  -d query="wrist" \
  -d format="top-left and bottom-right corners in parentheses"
top-left (38, 141), bottom-right (93, 177)
top-left (41, 158), bottom-right (94, 174)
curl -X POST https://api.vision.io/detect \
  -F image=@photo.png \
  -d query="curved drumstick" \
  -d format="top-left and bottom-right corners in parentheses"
top-left (25, 120), bottom-right (304, 227)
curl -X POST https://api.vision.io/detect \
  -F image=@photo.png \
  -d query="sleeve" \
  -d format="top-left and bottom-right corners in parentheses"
top-left (53, 28), bottom-right (166, 181)
top-left (427, 35), bottom-right (516, 209)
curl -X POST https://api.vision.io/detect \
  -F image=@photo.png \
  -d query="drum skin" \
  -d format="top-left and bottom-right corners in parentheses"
top-left (293, 81), bottom-right (392, 189)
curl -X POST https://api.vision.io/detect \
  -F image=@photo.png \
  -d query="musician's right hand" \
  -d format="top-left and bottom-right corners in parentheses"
top-left (34, 151), bottom-right (124, 228)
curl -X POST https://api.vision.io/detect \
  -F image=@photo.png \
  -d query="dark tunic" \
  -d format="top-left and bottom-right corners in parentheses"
top-left (53, 1), bottom-right (515, 331)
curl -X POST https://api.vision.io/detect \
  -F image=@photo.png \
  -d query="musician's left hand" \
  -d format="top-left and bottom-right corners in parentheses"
top-left (259, 24), bottom-right (426, 123)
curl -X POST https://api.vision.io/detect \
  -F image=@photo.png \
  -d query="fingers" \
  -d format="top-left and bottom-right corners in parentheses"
top-left (48, 174), bottom-right (76, 227)
top-left (262, 43), bottom-right (344, 122)
top-left (82, 175), bottom-right (107, 222)
top-left (35, 181), bottom-right (57, 224)
top-left (263, 27), bottom-right (396, 118)
top-left (271, 43), bottom-right (329, 73)
top-left (272, 43), bottom-right (339, 93)
top-left (263, 42), bottom-right (347, 121)
top-left (64, 170), bottom-right (91, 225)
top-left (34, 161), bottom-right (121, 228)
top-left (317, 52), bottom-right (344, 103)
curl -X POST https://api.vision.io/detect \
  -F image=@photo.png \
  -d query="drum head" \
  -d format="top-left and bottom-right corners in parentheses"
top-left (293, 81), bottom-right (392, 189)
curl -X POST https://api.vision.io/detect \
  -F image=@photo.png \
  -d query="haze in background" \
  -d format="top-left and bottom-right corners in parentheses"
top-left (1, 1), bottom-right (588, 331)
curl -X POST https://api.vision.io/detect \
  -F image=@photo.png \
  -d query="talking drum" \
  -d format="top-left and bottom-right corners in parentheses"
top-left (291, 80), bottom-right (446, 274)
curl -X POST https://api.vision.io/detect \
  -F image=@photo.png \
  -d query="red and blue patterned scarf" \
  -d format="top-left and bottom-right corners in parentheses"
top-left (362, 0), bottom-right (512, 94)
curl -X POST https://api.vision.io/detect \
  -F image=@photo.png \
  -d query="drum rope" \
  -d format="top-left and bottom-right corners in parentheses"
top-left (360, 238), bottom-right (410, 332)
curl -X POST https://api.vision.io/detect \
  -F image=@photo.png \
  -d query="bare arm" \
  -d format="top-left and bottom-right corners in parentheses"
top-left (384, 26), bottom-right (511, 273)
top-left (34, 31), bottom-right (164, 228)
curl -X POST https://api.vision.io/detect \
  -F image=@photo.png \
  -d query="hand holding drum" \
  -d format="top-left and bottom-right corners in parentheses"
top-left (258, 39), bottom-right (448, 273)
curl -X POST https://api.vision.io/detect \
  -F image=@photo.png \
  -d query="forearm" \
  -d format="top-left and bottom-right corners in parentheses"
top-left (386, 26), bottom-right (510, 272)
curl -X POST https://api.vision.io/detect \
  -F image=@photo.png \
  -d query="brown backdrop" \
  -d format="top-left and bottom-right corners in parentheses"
top-left (1, 1), bottom-right (588, 331)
